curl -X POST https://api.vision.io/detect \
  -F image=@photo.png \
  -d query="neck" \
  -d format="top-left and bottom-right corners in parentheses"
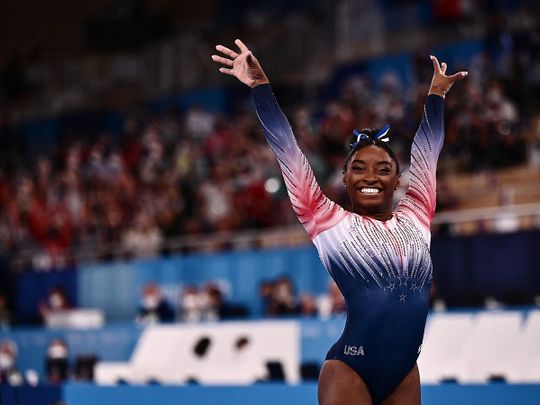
top-left (353, 206), bottom-right (393, 221)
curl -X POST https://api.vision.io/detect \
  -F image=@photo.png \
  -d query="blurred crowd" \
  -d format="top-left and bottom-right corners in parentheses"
top-left (135, 278), bottom-right (346, 326)
top-left (0, 10), bottom-right (539, 270)
top-left (0, 63), bottom-right (538, 270)
top-left (0, 336), bottom-right (94, 388)
top-left (0, 278), bottom-right (344, 329)
top-left (0, 278), bottom-right (343, 387)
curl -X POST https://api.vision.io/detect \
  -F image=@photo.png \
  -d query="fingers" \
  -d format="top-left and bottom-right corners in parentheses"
top-left (216, 40), bottom-right (249, 57)
top-left (218, 67), bottom-right (235, 76)
top-left (431, 55), bottom-right (467, 81)
top-left (246, 52), bottom-right (257, 66)
top-left (211, 54), bottom-right (234, 67)
top-left (430, 55), bottom-right (441, 73)
top-left (215, 44), bottom-right (239, 59)
top-left (448, 71), bottom-right (469, 82)
top-left (235, 38), bottom-right (250, 53)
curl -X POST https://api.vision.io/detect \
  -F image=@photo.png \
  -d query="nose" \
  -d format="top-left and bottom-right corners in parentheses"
top-left (362, 169), bottom-right (377, 184)
top-left (363, 178), bottom-right (378, 187)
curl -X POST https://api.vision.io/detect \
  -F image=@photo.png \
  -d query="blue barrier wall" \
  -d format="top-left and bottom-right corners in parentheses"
top-left (79, 246), bottom-right (331, 321)
top-left (16, 268), bottom-right (78, 324)
top-left (75, 230), bottom-right (540, 322)
top-left (0, 324), bottom-right (142, 377)
top-left (2, 381), bottom-right (539, 405)
top-left (0, 385), bottom-right (61, 405)
top-left (0, 318), bottom-right (344, 377)
top-left (61, 383), bottom-right (540, 405)
top-left (4, 311), bottom-right (539, 380)
top-left (63, 383), bottom-right (319, 405)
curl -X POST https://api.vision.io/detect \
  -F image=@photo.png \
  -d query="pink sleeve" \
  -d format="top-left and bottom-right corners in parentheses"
top-left (397, 95), bottom-right (445, 230)
top-left (253, 84), bottom-right (347, 239)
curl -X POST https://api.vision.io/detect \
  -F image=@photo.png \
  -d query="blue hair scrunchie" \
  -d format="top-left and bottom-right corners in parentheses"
top-left (350, 124), bottom-right (391, 148)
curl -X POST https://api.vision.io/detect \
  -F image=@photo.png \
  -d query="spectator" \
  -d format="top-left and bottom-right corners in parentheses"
top-left (0, 340), bottom-right (22, 385)
top-left (121, 210), bottom-right (163, 258)
top-left (185, 105), bottom-right (215, 142)
top-left (317, 280), bottom-right (346, 319)
top-left (45, 338), bottom-right (70, 383)
top-left (135, 282), bottom-right (175, 325)
top-left (204, 283), bottom-right (225, 321)
top-left (0, 13), bottom-right (539, 269)
top-left (268, 276), bottom-right (300, 316)
top-left (39, 286), bottom-right (72, 324)
top-left (202, 282), bottom-right (248, 320)
top-left (197, 164), bottom-right (236, 232)
top-left (258, 279), bottom-right (274, 316)
top-left (299, 293), bottom-right (318, 317)
top-left (179, 285), bottom-right (205, 322)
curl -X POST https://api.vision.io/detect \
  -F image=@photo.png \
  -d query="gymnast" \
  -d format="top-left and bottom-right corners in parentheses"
top-left (212, 39), bottom-right (467, 405)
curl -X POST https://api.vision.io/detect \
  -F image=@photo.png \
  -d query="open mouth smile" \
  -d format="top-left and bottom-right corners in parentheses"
top-left (357, 187), bottom-right (383, 195)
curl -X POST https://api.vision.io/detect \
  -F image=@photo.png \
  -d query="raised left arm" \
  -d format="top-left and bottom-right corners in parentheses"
top-left (397, 57), bottom-right (467, 230)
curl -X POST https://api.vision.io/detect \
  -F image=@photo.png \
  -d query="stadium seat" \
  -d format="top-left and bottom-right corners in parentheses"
top-left (454, 311), bottom-right (523, 383)
top-left (504, 310), bottom-right (540, 383)
top-left (418, 312), bottom-right (474, 383)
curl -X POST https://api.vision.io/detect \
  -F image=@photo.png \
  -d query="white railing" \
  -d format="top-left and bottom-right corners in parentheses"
top-left (6, 202), bottom-right (540, 270)
top-left (432, 202), bottom-right (540, 225)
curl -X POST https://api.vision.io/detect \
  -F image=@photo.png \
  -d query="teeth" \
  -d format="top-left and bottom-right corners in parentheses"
top-left (360, 187), bottom-right (380, 194)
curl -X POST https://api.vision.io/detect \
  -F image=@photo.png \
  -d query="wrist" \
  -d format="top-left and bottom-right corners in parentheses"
top-left (251, 77), bottom-right (270, 88)
top-left (428, 86), bottom-right (446, 99)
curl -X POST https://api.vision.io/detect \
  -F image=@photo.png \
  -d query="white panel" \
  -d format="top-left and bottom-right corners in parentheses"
top-left (505, 310), bottom-right (540, 383)
top-left (454, 311), bottom-right (523, 383)
top-left (418, 312), bottom-right (474, 383)
top-left (94, 320), bottom-right (299, 385)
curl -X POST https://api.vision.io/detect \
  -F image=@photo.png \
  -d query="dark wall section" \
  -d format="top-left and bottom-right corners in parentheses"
top-left (432, 230), bottom-right (540, 307)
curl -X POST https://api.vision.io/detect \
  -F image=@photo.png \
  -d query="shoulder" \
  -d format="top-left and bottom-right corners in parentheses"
top-left (394, 209), bottom-right (431, 241)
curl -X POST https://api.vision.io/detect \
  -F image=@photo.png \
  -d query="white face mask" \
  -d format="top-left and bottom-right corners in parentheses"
top-left (47, 344), bottom-right (68, 359)
top-left (49, 294), bottom-right (63, 309)
top-left (142, 295), bottom-right (159, 310)
top-left (0, 353), bottom-right (14, 369)
top-left (275, 284), bottom-right (291, 301)
top-left (182, 294), bottom-right (199, 310)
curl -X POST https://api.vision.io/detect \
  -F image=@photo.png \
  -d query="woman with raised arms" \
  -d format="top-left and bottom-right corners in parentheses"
top-left (212, 39), bottom-right (467, 404)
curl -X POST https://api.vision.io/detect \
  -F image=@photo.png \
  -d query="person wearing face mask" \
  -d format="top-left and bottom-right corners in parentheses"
top-left (45, 338), bottom-right (70, 383)
top-left (212, 40), bottom-right (467, 404)
top-left (135, 282), bottom-right (175, 325)
top-left (268, 276), bottom-right (300, 316)
top-left (0, 341), bottom-right (23, 385)
top-left (39, 286), bottom-right (72, 324)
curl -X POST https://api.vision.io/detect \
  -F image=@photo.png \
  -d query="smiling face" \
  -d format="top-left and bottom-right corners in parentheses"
top-left (343, 145), bottom-right (400, 220)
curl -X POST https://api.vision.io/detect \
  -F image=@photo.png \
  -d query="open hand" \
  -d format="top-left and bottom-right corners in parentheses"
top-left (211, 39), bottom-right (269, 88)
top-left (428, 55), bottom-right (468, 98)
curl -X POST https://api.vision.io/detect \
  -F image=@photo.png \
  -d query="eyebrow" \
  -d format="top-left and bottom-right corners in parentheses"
top-left (351, 159), bottom-right (392, 166)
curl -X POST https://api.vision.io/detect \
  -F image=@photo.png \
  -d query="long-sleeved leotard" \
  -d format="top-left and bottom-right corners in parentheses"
top-left (253, 84), bottom-right (444, 404)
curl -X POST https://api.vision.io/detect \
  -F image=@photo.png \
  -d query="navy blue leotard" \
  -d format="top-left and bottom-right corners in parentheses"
top-left (253, 84), bottom-right (444, 404)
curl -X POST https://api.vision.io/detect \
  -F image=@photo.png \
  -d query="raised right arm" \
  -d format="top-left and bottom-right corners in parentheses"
top-left (397, 55), bottom-right (468, 231)
top-left (252, 84), bottom-right (346, 239)
top-left (212, 39), bottom-right (347, 238)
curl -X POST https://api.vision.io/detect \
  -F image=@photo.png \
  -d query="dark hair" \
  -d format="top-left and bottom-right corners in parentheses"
top-left (343, 128), bottom-right (400, 174)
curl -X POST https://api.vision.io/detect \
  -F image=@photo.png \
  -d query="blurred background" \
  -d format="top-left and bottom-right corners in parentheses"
top-left (0, 0), bottom-right (539, 404)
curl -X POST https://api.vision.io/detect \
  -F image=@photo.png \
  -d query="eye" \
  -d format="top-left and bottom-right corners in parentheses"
top-left (378, 168), bottom-right (391, 174)
top-left (351, 166), bottom-right (365, 172)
